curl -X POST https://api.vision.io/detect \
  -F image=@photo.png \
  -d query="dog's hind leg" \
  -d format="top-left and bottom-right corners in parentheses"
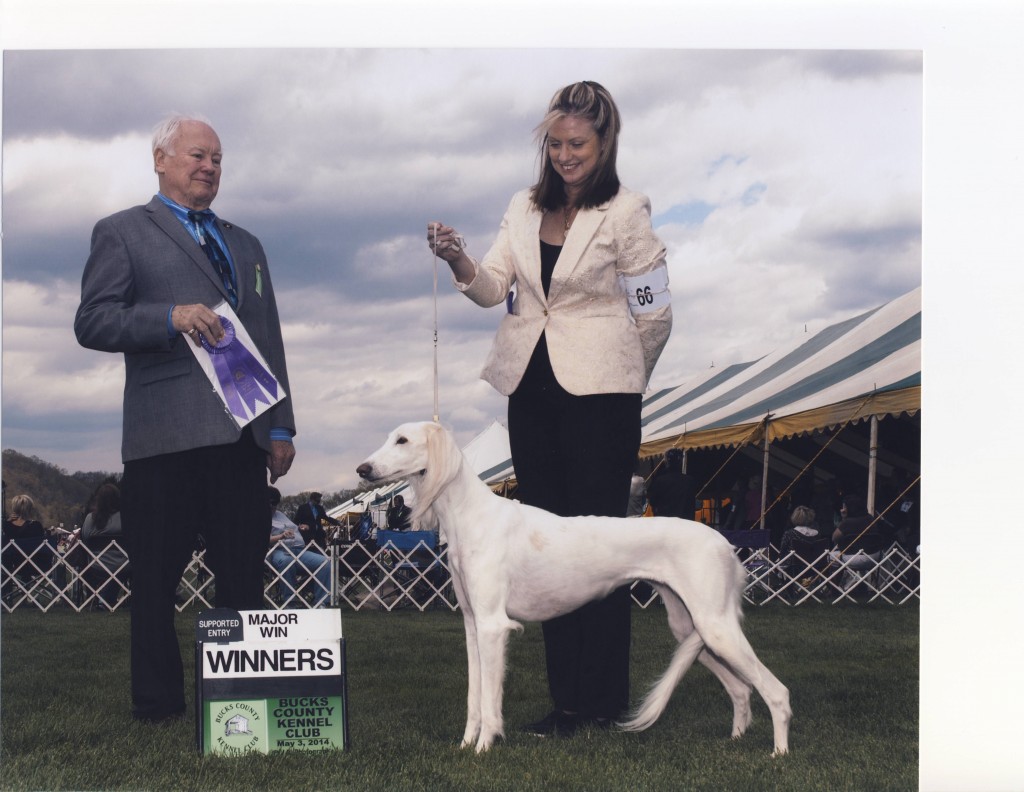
top-left (620, 584), bottom-right (751, 738)
top-left (697, 649), bottom-right (753, 738)
top-left (658, 584), bottom-right (753, 738)
top-left (693, 615), bottom-right (791, 756)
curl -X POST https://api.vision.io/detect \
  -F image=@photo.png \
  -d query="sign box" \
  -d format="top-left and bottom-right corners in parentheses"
top-left (195, 608), bottom-right (348, 755)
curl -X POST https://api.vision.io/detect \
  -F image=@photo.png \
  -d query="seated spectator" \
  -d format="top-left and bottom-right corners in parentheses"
top-left (2, 495), bottom-right (55, 593)
top-left (831, 493), bottom-right (888, 591)
top-left (3, 494), bottom-right (48, 536)
top-left (832, 493), bottom-right (885, 558)
top-left (267, 486), bottom-right (331, 608)
top-left (779, 505), bottom-right (830, 574)
top-left (386, 495), bottom-right (412, 532)
top-left (81, 482), bottom-right (130, 609)
top-left (780, 504), bottom-right (825, 548)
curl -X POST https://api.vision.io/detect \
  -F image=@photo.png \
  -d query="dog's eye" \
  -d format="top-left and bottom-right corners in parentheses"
top-left (396, 436), bottom-right (408, 445)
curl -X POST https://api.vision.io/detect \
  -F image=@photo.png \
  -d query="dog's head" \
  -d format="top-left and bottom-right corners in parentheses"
top-left (356, 421), bottom-right (436, 484)
top-left (357, 421), bottom-right (464, 530)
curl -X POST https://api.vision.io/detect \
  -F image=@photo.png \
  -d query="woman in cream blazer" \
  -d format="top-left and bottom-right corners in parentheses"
top-left (428, 81), bottom-right (672, 737)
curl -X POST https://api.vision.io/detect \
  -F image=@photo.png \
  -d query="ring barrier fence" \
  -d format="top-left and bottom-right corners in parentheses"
top-left (2, 533), bottom-right (920, 614)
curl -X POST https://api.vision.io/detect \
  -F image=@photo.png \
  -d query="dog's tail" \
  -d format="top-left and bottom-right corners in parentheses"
top-left (619, 553), bottom-right (746, 732)
top-left (619, 628), bottom-right (704, 732)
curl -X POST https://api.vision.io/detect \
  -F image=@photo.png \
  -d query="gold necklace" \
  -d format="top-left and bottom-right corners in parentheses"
top-left (562, 205), bottom-right (578, 240)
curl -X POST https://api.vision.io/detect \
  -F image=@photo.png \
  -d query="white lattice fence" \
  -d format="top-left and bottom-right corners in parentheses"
top-left (2, 537), bottom-right (920, 613)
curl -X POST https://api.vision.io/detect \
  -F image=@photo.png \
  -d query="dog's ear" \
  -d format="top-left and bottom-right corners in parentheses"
top-left (410, 422), bottom-right (462, 531)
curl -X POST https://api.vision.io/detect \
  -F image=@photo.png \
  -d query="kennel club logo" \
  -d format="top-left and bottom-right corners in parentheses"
top-left (210, 700), bottom-right (268, 755)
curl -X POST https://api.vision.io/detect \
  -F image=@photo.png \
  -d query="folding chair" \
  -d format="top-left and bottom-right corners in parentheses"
top-left (830, 532), bottom-right (887, 599)
top-left (374, 529), bottom-right (443, 610)
top-left (335, 539), bottom-right (382, 605)
top-left (2, 537), bottom-right (57, 610)
top-left (776, 534), bottom-right (833, 603)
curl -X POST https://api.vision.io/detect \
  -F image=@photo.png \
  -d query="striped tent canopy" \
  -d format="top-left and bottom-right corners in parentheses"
top-left (459, 419), bottom-right (514, 485)
top-left (329, 287), bottom-right (920, 510)
top-left (639, 286), bottom-right (921, 457)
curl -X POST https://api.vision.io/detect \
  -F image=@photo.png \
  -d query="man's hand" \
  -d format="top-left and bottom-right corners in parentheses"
top-left (267, 440), bottom-right (295, 483)
top-left (171, 303), bottom-right (226, 347)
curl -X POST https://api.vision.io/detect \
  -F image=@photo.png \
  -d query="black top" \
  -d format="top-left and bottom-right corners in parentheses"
top-left (517, 241), bottom-right (562, 393)
top-left (539, 239), bottom-right (560, 296)
top-left (1, 518), bottom-right (45, 541)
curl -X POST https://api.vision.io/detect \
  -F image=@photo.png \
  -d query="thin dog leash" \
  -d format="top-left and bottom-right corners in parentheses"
top-left (429, 224), bottom-right (466, 424)
top-left (432, 225), bottom-right (440, 423)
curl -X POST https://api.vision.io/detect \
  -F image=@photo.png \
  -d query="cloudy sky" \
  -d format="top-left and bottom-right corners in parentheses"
top-left (2, 45), bottom-right (923, 493)
top-left (2, 3), bottom-right (1023, 787)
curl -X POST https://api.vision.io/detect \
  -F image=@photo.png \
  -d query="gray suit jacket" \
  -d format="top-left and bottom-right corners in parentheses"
top-left (75, 196), bottom-right (295, 463)
top-left (457, 186), bottom-right (673, 396)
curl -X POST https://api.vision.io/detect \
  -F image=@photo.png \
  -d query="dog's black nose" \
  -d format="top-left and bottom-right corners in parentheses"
top-left (356, 462), bottom-right (373, 480)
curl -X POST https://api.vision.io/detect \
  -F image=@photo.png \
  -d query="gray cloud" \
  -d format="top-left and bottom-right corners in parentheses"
top-left (2, 47), bottom-right (922, 492)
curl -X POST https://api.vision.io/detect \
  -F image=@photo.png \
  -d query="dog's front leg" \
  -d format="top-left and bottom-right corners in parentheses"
top-left (460, 610), bottom-right (483, 750)
top-left (474, 617), bottom-right (515, 753)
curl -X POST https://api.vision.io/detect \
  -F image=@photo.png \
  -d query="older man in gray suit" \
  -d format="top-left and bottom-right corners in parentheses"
top-left (75, 114), bottom-right (296, 723)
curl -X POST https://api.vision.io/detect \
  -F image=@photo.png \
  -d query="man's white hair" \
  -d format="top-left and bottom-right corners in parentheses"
top-left (151, 113), bottom-right (214, 156)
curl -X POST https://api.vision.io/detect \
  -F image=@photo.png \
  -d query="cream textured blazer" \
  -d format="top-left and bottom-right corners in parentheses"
top-left (458, 186), bottom-right (673, 397)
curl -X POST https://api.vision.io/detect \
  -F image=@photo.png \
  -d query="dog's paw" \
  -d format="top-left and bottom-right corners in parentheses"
top-left (474, 732), bottom-right (505, 753)
top-left (474, 734), bottom-right (494, 753)
top-left (460, 725), bottom-right (480, 749)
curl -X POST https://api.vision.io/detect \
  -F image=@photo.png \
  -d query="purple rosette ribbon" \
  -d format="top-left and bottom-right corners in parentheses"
top-left (200, 316), bottom-right (279, 421)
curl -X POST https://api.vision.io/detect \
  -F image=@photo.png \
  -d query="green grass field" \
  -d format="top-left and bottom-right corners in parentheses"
top-left (1, 604), bottom-right (918, 791)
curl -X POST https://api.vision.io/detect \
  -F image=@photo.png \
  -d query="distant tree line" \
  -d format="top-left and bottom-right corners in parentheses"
top-left (2, 448), bottom-right (363, 529)
top-left (1, 449), bottom-right (118, 529)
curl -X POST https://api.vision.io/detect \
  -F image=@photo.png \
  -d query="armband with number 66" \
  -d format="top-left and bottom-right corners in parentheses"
top-left (621, 266), bottom-right (671, 316)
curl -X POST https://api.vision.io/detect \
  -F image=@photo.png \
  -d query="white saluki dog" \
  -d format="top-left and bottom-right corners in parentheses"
top-left (356, 422), bottom-right (791, 756)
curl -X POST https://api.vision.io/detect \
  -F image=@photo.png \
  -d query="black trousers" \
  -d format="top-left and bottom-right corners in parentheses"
top-left (508, 377), bottom-right (641, 720)
top-left (121, 430), bottom-right (269, 720)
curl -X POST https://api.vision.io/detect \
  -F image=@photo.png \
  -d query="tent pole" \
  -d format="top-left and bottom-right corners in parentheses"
top-left (760, 422), bottom-right (771, 531)
top-left (868, 414), bottom-right (879, 513)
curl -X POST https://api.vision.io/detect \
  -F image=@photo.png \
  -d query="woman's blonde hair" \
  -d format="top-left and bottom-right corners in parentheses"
top-left (790, 505), bottom-right (815, 527)
top-left (10, 494), bottom-right (36, 520)
top-left (530, 81), bottom-right (621, 211)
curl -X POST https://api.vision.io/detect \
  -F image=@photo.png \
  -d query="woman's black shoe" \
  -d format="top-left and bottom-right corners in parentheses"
top-left (522, 710), bottom-right (579, 736)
